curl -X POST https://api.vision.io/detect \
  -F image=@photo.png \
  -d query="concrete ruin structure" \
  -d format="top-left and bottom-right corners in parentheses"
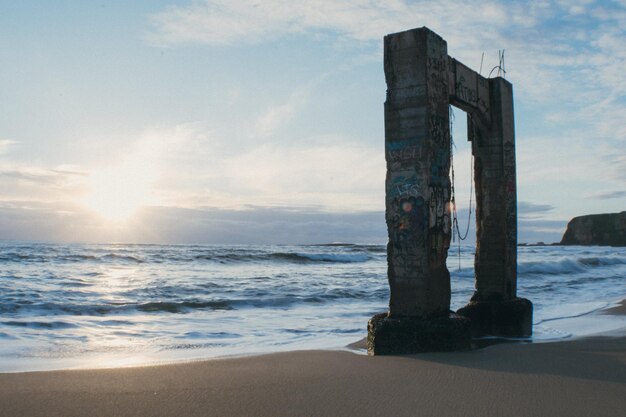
top-left (368, 27), bottom-right (532, 355)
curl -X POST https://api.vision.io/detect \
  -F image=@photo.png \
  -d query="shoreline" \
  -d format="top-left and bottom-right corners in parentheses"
top-left (1, 301), bottom-right (625, 416)
top-left (603, 299), bottom-right (626, 315)
top-left (1, 334), bottom-right (625, 417)
top-left (2, 243), bottom-right (624, 376)
top-left (2, 297), bottom-right (625, 375)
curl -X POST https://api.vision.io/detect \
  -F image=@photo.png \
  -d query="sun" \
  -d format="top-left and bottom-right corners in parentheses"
top-left (82, 164), bottom-right (153, 222)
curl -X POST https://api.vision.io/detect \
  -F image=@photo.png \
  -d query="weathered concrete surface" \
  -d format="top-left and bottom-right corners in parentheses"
top-left (367, 313), bottom-right (471, 355)
top-left (383, 27), bottom-right (452, 318)
top-left (369, 26), bottom-right (532, 354)
top-left (457, 298), bottom-right (532, 338)
top-left (560, 212), bottom-right (626, 247)
top-left (456, 70), bottom-right (532, 339)
top-left (470, 78), bottom-right (518, 302)
top-left (448, 58), bottom-right (491, 127)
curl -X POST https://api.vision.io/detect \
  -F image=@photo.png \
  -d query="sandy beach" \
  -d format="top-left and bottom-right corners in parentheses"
top-left (2, 308), bottom-right (625, 417)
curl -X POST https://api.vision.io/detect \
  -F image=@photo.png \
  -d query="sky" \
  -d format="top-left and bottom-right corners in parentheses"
top-left (0, 0), bottom-right (624, 244)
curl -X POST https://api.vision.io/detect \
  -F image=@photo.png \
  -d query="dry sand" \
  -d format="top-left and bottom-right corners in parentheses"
top-left (2, 306), bottom-right (625, 417)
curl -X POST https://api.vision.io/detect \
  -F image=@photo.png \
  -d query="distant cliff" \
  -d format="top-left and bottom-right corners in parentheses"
top-left (560, 212), bottom-right (626, 246)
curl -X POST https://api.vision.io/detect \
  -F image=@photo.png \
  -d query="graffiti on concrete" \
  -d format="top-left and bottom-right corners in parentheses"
top-left (381, 27), bottom-right (522, 318)
top-left (369, 27), bottom-right (531, 356)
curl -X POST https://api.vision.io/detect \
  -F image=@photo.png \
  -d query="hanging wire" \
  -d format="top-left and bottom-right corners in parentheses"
top-left (488, 49), bottom-right (506, 78)
top-left (449, 106), bottom-right (474, 270)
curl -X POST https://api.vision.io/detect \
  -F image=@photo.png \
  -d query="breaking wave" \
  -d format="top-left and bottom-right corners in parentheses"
top-left (0, 248), bottom-right (377, 265)
top-left (268, 252), bottom-right (371, 263)
top-left (2, 241), bottom-right (625, 372)
top-left (518, 256), bottom-right (626, 275)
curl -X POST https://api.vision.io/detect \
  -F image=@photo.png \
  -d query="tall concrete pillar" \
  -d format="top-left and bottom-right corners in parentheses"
top-left (471, 81), bottom-right (510, 300)
top-left (367, 28), bottom-right (470, 354)
top-left (384, 28), bottom-right (451, 317)
top-left (457, 78), bottom-right (532, 337)
top-left (472, 78), bottom-right (517, 300)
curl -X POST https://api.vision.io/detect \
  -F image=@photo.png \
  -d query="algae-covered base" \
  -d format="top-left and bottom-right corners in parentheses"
top-left (457, 297), bottom-right (533, 338)
top-left (367, 313), bottom-right (471, 355)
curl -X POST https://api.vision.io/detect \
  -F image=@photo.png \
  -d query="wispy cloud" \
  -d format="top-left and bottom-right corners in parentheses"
top-left (147, 0), bottom-right (412, 46)
top-left (0, 196), bottom-right (568, 244)
top-left (518, 201), bottom-right (554, 219)
top-left (148, 1), bottom-right (626, 144)
top-left (152, 0), bottom-right (623, 107)
top-left (147, 0), bottom-right (512, 47)
top-left (0, 202), bottom-right (386, 244)
top-left (0, 168), bottom-right (60, 184)
top-left (254, 83), bottom-right (312, 138)
top-left (0, 113), bottom-right (384, 216)
top-left (0, 164), bottom-right (87, 209)
top-left (603, 153), bottom-right (626, 181)
top-left (587, 190), bottom-right (626, 200)
top-left (0, 139), bottom-right (17, 155)
top-left (160, 129), bottom-right (386, 211)
top-left (0, 166), bottom-right (85, 184)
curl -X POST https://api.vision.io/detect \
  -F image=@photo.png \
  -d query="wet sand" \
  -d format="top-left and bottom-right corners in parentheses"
top-left (603, 299), bottom-right (626, 315)
top-left (1, 304), bottom-right (625, 417)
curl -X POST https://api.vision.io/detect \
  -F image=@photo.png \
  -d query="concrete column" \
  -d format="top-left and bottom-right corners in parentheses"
top-left (493, 78), bottom-right (518, 300)
top-left (458, 78), bottom-right (531, 338)
top-left (471, 78), bottom-right (516, 301)
top-left (368, 27), bottom-right (471, 355)
top-left (384, 27), bottom-right (451, 318)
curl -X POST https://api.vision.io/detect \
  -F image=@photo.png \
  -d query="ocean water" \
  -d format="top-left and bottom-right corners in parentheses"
top-left (0, 242), bottom-right (625, 372)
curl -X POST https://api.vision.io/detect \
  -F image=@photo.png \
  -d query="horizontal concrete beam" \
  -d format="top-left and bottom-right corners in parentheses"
top-left (448, 57), bottom-right (491, 129)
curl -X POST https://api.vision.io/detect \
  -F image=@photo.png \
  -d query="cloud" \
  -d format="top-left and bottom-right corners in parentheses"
top-left (254, 82), bottom-right (312, 138)
top-left (0, 124), bottom-right (203, 215)
top-left (518, 219), bottom-right (567, 244)
top-left (0, 113), bottom-right (384, 218)
top-left (603, 152), bottom-right (626, 181)
top-left (147, 2), bottom-right (625, 119)
top-left (31, 120), bottom-right (384, 213)
top-left (0, 201), bottom-right (566, 245)
top-left (0, 200), bottom-right (89, 242)
top-left (147, 0), bottom-right (513, 47)
top-left (5, 1), bottom-right (624, 243)
top-left (147, 1), bottom-right (626, 168)
top-left (0, 169), bottom-right (61, 184)
top-left (0, 165), bottom-right (87, 205)
top-left (518, 201), bottom-right (554, 218)
top-left (0, 202), bottom-right (387, 244)
top-left (147, 0), bottom-right (401, 46)
top-left (514, 132), bottom-right (625, 221)
top-left (166, 133), bottom-right (386, 211)
top-left (587, 190), bottom-right (626, 200)
top-left (0, 166), bottom-right (85, 185)
top-left (0, 139), bottom-right (17, 155)
top-left (138, 205), bottom-right (387, 244)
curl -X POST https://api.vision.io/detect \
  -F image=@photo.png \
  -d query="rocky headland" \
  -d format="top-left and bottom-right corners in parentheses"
top-left (560, 211), bottom-right (626, 246)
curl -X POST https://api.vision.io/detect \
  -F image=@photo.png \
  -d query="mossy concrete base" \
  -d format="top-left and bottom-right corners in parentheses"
top-left (367, 313), bottom-right (471, 355)
top-left (457, 297), bottom-right (533, 338)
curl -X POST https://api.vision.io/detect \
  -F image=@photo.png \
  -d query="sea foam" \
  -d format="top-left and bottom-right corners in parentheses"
top-left (0, 242), bottom-right (624, 371)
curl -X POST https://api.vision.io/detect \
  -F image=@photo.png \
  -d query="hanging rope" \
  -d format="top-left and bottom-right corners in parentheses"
top-left (449, 106), bottom-right (474, 269)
